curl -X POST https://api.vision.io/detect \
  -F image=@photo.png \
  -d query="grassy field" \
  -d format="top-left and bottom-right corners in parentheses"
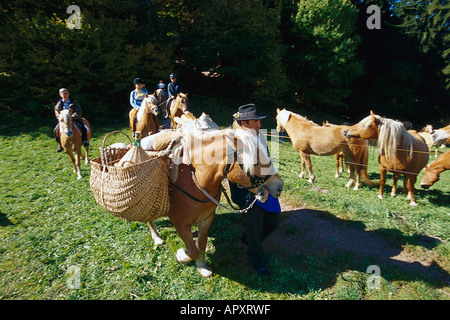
top-left (0, 102), bottom-right (449, 300)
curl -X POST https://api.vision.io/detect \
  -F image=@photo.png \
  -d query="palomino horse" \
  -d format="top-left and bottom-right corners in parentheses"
top-left (418, 124), bottom-right (441, 158)
top-left (169, 93), bottom-right (195, 129)
top-left (432, 124), bottom-right (450, 145)
top-left (421, 150), bottom-right (450, 189)
top-left (57, 109), bottom-right (91, 179)
top-left (323, 121), bottom-right (349, 178)
top-left (155, 88), bottom-right (168, 116)
top-left (344, 111), bottom-right (429, 205)
top-left (276, 108), bottom-right (374, 189)
top-left (146, 128), bottom-right (284, 277)
top-left (129, 94), bottom-right (160, 138)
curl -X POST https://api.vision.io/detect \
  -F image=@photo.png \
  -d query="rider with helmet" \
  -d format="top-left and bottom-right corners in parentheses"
top-left (129, 78), bottom-right (149, 134)
top-left (165, 73), bottom-right (182, 118)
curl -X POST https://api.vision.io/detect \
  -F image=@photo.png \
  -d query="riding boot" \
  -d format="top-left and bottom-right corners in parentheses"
top-left (55, 136), bottom-right (63, 152)
top-left (75, 120), bottom-right (89, 147)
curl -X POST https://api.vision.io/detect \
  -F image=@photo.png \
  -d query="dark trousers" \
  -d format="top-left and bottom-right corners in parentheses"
top-left (243, 205), bottom-right (280, 268)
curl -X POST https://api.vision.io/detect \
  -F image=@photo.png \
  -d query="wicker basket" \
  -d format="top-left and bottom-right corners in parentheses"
top-left (90, 131), bottom-right (171, 222)
top-left (99, 131), bottom-right (132, 166)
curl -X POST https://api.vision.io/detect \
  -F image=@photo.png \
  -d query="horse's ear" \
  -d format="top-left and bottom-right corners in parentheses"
top-left (145, 93), bottom-right (149, 98)
top-left (276, 108), bottom-right (280, 114)
top-left (370, 110), bottom-right (375, 116)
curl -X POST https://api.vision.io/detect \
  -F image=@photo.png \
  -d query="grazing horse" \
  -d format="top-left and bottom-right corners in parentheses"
top-left (344, 111), bottom-right (429, 205)
top-left (276, 108), bottom-right (374, 189)
top-left (129, 94), bottom-right (160, 138)
top-left (169, 93), bottom-right (194, 129)
top-left (57, 109), bottom-right (91, 179)
top-left (432, 124), bottom-right (450, 145)
top-left (421, 150), bottom-right (450, 189)
top-left (147, 128), bottom-right (284, 277)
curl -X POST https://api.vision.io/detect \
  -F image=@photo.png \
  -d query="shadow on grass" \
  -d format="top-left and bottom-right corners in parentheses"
top-left (209, 208), bottom-right (449, 295)
top-left (0, 211), bottom-right (14, 227)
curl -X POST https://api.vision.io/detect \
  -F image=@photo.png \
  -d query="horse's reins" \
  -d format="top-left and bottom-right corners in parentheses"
top-left (171, 136), bottom-right (267, 214)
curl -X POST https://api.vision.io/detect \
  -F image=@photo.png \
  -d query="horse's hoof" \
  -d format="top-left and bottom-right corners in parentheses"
top-left (176, 248), bottom-right (193, 263)
top-left (77, 176), bottom-right (82, 180)
top-left (335, 174), bottom-right (340, 178)
top-left (353, 185), bottom-right (360, 191)
top-left (410, 201), bottom-right (418, 206)
top-left (197, 267), bottom-right (213, 278)
top-left (153, 237), bottom-right (164, 246)
top-left (377, 195), bottom-right (383, 200)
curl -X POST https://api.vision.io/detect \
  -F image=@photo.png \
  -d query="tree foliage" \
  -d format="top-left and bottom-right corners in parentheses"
top-left (0, 0), bottom-right (448, 124)
top-left (287, 0), bottom-right (365, 111)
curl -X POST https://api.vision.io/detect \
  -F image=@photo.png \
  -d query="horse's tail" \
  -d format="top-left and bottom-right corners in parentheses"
top-left (361, 142), bottom-right (378, 186)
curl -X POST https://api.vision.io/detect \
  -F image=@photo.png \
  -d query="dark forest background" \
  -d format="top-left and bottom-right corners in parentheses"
top-left (0, 0), bottom-right (448, 127)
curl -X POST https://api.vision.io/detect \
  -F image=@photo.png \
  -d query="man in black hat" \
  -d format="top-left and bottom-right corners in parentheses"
top-left (229, 104), bottom-right (281, 276)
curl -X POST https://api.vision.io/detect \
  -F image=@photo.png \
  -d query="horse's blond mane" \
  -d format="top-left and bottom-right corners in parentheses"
top-left (291, 112), bottom-right (315, 124)
top-left (378, 118), bottom-right (414, 161)
top-left (357, 114), bottom-right (382, 129)
top-left (277, 109), bottom-right (316, 129)
top-left (143, 95), bottom-right (158, 107)
top-left (182, 128), bottom-right (269, 175)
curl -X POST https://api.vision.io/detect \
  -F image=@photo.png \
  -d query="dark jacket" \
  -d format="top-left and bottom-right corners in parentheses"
top-left (54, 97), bottom-right (82, 120)
top-left (167, 81), bottom-right (182, 98)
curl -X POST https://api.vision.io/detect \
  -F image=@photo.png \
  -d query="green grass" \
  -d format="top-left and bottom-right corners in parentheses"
top-left (0, 105), bottom-right (449, 300)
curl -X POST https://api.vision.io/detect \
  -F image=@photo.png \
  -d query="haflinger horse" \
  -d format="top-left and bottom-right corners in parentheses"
top-left (169, 93), bottom-right (195, 129)
top-left (276, 108), bottom-right (374, 189)
top-left (57, 109), bottom-right (91, 179)
top-left (323, 121), bottom-right (350, 178)
top-left (129, 94), bottom-right (160, 138)
top-left (418, 125), bottom-right (439, 158)
top-left (344, 111), bottom-right (429, 205)
top-left (432, 124), bottom-right (450, 146)
top-left (421, 150), bottom-right (450, 189)
top-left (147, 127), bottom-right (284, 277)
top-left (155, 88), bottom-right (168, 116)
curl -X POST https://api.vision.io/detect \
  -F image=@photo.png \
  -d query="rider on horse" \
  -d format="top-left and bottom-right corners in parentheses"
top-left (165, 73), bottom-right (182, 118)
top-left (129, 78), bottom-right (149, 134)
top-left (53, 88), bottom-right (89, 152)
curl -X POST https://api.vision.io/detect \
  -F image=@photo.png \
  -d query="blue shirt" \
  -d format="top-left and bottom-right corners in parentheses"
top-left (130, 88), bottom-right (149, 110)
top-left (229, 182), bottom-right (281, 213)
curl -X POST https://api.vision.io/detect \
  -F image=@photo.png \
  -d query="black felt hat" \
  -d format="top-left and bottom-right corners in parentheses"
top-left (233, 104), bottom-right (267, 121)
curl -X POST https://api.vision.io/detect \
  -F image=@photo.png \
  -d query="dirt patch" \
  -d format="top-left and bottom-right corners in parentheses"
top-left (264, 200), bottom-right (449, 285)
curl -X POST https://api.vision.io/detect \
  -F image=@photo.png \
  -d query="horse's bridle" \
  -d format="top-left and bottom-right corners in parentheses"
top-left (171, 135), bottom-right (272, 213)
top-left (223, 147), bottom-right (272, 190)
